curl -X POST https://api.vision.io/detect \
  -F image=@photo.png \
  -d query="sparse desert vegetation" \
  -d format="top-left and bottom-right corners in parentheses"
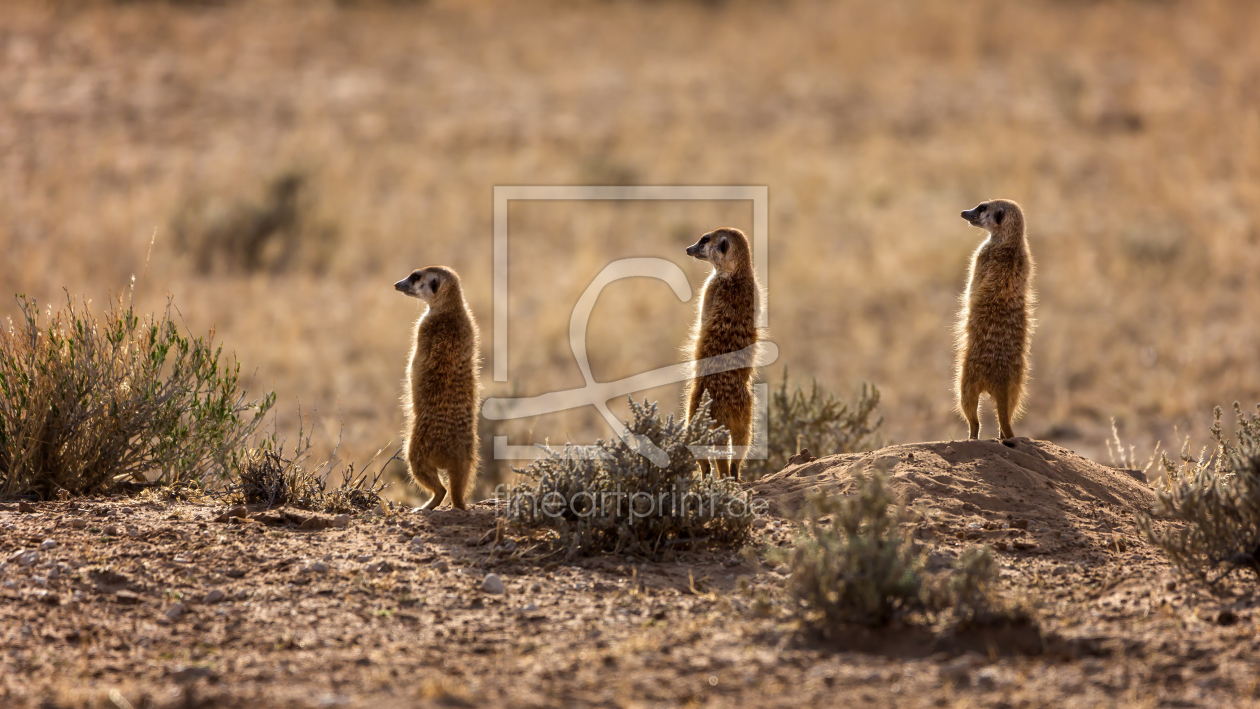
top-left (743, 372), bottom-right (883, 480)
top-left (1139, 403), bottom-right (1260, 583)
top-left (4, 0), bottom-right (1260, 707)
top-left (0, 292), bottom-right (274, 498)
top-left (779, 470), bottom-right (1021, 631)
top-left (2, 0), bottom-right (1259, 481)
top-left (506, 397), bottom-right (753, 560)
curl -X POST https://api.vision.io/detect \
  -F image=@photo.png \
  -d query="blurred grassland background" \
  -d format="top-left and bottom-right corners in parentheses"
top-left (2, 0), bottom-right (1258, 500)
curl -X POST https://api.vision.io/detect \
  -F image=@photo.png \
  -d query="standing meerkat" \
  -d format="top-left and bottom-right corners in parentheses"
top-left (395, 266), bottom-right (480, 510)
top-left (956, 199), bottom-right (1036, 441)
top-left (685, 227), bottom-right (760, 480)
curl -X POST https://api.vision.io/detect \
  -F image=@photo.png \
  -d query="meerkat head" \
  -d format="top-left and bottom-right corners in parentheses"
top-left (685, 227), bottom-right (751, 274)
top-left (960, 199), bottom-right (1025, 239)
top-left (394, 266), bottom-right (461, 307)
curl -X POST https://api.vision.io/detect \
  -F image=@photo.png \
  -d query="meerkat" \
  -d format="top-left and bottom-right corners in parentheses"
top-left (395, 266), bottom-right (480, 510)
top-left (684, 227), bottom-right (760, 480)
top-left (955, 199), bottom-right (1036, 441)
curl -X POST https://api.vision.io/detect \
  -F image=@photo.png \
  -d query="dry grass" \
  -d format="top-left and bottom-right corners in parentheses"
top-left (1138, 403), bottom-right (1260, 583)
top-left (506, 396), bottom-right (753, 560)
top-left (744, 371), bottom-right (883, 480)
top-left (226, 443), bottom-right (392, 514)
top-left (2, 0), bottom-right (1258, 501)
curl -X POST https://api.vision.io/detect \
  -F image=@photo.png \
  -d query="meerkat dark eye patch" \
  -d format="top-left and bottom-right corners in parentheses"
top-left (976, 204), bottom-right (987, 213)
top-left (699, 236), bottom-right (709, 244)
top-left (409, 273), bottom-right (421, 282)
top-left (995, 208), bottom-right (1005, 225)
top-left (430, 279), bottom-right (441, 294)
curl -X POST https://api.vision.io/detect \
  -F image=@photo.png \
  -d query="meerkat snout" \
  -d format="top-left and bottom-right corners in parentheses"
top-left (960, 202), bottom-right (1009, 232)
top-left (685, 229), bottom-right (741, 271)
top-left (684, 235), bottom-right (711, 260)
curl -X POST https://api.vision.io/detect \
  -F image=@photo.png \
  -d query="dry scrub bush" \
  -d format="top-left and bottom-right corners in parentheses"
top-left (783, 472), bottom-right (924, 628)
top-left (506, 397), bottom-right (755, 559)
top-left (743, 371), bottom-right (883, 480)
top-left (938, 545), bottom-right (1025, 629)
top-left (225, 414), bottom-right (393, 513)
top-left (0, 293), bottom-right (274, 499)
top-left (1138, 403), bottom-right (1260, 583)
top-left (782, 471), bottom-right (1020, 633)
top-left (227, 448), bottom-right (302, 508)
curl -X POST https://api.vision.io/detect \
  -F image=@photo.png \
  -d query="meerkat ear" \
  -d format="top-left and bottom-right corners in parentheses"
top-left (430, 278), bottom-right (441, 294)
top-left (718, 237), bottom-right (729, 255)
top-left (994, 208), bottom-right (1005, 226)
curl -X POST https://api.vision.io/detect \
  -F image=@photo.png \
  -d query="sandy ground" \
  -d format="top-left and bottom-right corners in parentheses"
top-left (3, 440), bottom-right (1259, 708)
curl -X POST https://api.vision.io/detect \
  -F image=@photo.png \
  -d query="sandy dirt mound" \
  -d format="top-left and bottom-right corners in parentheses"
top-left (754, 437), bottom-right (1156, 558)
top-left (3, 461), bottom-right (1259, 708)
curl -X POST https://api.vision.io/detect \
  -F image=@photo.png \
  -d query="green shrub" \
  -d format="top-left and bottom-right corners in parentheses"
top-left (781, 471), bottom-right (924, 628)
top-left (743, 370), bottom-right (883, 481)
top-left (0, 293), bottom-right (275, 499)
top-left (1138, 402), bottom-right (1260, 583)
top-left (505, 397), bottom-right (756, 559)
top-left (781, 470), bottom-right (1017, 633)
top-left (940, 545), bottom-right (1008, 627)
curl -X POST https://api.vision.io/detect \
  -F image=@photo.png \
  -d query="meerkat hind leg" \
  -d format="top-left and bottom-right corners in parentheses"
top-left (447, 457), bottom-right (473, 511)
top-left (994, 386), bottom-right (1016, 441)
top-left (716, 455), bottom-right (731, 479)
top-left (960, 381), bottom-right (981, 440)
top-left (728, 417), bottom-right (752, 482)
top-left (421, 486), bottom-right (447, 511)
top-left (713, 414), bottom-right (733, 477)
top-left (698, 458), bottom-right (713, 477)
top-left (410, 460), bottom-right (447, 510)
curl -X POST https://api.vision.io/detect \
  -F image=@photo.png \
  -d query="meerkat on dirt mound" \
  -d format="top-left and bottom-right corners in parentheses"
top-left (956, 199), bottom-right (1036, 441)
top-left (395, 266), bottom-right (480, 510)
top-left (684, 227), bottom-right (760, 480)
